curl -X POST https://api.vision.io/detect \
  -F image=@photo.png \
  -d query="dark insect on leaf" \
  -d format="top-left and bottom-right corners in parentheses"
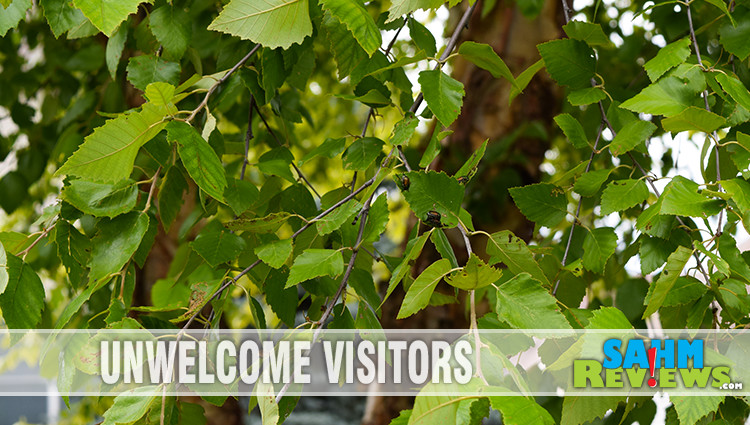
top-left (457, 176), bottom-right (469, 185)
top-left (424, 210), bottom-right (442, 227)
top-left (396, 174), bottom-right (410, 190)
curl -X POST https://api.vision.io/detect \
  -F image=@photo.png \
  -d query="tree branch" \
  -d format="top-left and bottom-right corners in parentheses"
top-left (187, 44), bottom-right (261, 122)
top-left (552, 123), bottom-right (604, 295)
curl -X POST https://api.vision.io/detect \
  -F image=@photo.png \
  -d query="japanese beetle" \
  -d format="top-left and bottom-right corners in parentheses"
top-left (424, 210), bottom-right (442, 227)
top-left (396, 174), bottom-right (410, 191)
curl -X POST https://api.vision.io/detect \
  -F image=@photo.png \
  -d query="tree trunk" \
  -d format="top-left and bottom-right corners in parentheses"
top-left (362, 2), bottom-right (565, 424)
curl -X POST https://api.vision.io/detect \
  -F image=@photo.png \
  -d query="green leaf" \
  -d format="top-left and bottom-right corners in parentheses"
top-left (400, 170), bottom-right (465, 228)
top-left (508, 183), bottom-right (567, 228)
top-left (509, 59), bottom-right (543, 104)
top-left (89, 212), bottom-right (149, 282)
top-left (390, 114), bottom-right (419, 147)
top-left (397, 259), bottom-right (452, 319)
top-left (455, 398), bottom-right (489, 425)
top-left (41, 0), bottom-right (87, 38)
top-left (299, 137), bottom-right (347, 165)
top-left (537, 39), bottom-right (596, 89)
top-left (445, 254), bottom-right (502, 290)
top-left (582, 227), bottom-right (617, 274)
top-left (430, 229), bottom-right (458, 269)
top-left (316, 199), bottom-right (361, 235)
top-left (258, 147), bottom-right (296, 183)
top-left (660, 175), bottom-right (724, 217)
top-left (695, 241), bottom-right (730, 278)
top-left (126, 55), bottom-right (181, 91)
top-left (384, 232), bottom-right (430, 304)
top-left (663, 276), bottom-right (708, 307)
top-left (600, 179), bottom-right (649, 215)
top-left (224, 178), bottom-right (259, 216)
top-left (322, 11), bottom-right (368, 78)
top-left (643, 245), bottom-right (692, 318)
top-left (639, 236), bottom-right (676, 275)
top-left (573, 169), bottom-right (612, 197)
top-left (336, 89), bottom-right (392, 108)
top-left (56, 103), bottom-right (174, 183)
top-left (608, 120), bottom-right (656, 157)
top-left (563, 21), bottom-right (610, 46)
top-left (0, 243), bottom-right (7, 295)
top-left (643, 37), bottom-right (690, 82)
top-left (458, 41), bottom-right (518, 89)
top-left (706, 0), bottom-right (735, 26)
top-left (105, 24), bottom-right (127, 79)
top-left (61, 179), bottom-right (138, 218)
top-left (226, 212), bottom-right (293, 233)
top-left (455, 139), bottom-right (488, 182)
top-left (208, 0), bottom-right (312, 49)
top-left (158, 167), bottom-right (187, 232)
top-left (486, 230), bottom-right (549, 286)
top-left (419, 128), bottom-right (451, 168)
top-left (662, 106), bottom-right (726, 134)
top-left (719, 15), bottom-right (750, 60)
top-left (102, 386), bottom-right (158, 425)
top-left (408, 18), bottom-right (436, 57)
top-left (671, 395), bottom-right (724, 425)
top-left (620, 76), bottom-right (700, 117)
top-left (495, 273), bottom-right (571, 329)
top-left (149, 5), bottom-right (190, 61)
top-left (715, 73), bottom-right (750, 111)
top-left (320, 0), bottom-right (381, 56)
top-left (72, 0), bottom-right (142, 36)
top-left (418, 69), bottom-right (465, 127)
top-left (0, 254), bottom-right (45, 329)
top-left (264, 267), bottom-right (297, 327)
top-left (363, 193), bottom-right (389, 243)
top-left (342, 137), bottom-right (384, 171)
top-left (567, 87), bottom-right (606, 106)
top-left (190, 223), bottom-right (246, 267)
top-left (287, 249), bottom-right (344, 287)
top-left (257, 381), bottom-right (281, 425)
top-left (488, 397), bottom-right (555, 425)
top-left (255, 239), bottom-right (293, 269)
top-left (560, 396), bottom-right (626, 425)
top-left (168, 121), bottom-right (228, 202)
top-left (718, 234), bottom-right (750, 283)
top-left (0, 0), bottom-right (31, 37)
top-left (260, 48), bottom-right (285, 104)
top-left (386, 0), bottom-right (442, 23)
top-left (554, 113), bottom-right (588, 149)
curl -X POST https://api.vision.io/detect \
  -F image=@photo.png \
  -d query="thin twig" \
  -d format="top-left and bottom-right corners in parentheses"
top-left (241, 97), bottom-right (255, 181)
top-left (187, 44), bottom-right (261, 122)
top-left (687, 2), bottom-right (724, 234)
top-left (143, 166), bottom-right (162, 214)
top-left (252, 101), bottom-right (321, 199)
top-left (553, 123), bottom-right (604, 295)
top-left (458, 222), bottom-right (487, 384)
top-left (276, 188), bottom-right (376, 403)
top-left (18, 226), bottom-right (54, 260)
top-left (410, 2), bottom-right (477, 115)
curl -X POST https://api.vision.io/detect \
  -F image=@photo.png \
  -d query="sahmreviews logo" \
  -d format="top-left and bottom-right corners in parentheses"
top-left (573, 338), bottom-right (742, 390)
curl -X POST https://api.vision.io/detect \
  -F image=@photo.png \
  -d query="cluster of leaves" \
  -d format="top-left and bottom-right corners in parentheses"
top-left (2, 0), bottom-right (750, 424)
